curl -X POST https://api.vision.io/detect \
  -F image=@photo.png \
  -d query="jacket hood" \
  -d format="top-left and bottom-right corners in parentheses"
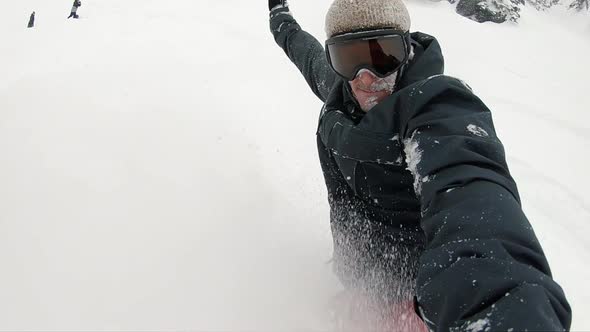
top-left (399, 32), bottom-right (445, 88)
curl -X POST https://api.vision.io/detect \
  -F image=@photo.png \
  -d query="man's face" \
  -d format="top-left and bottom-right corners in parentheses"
top-left (349, 69), bottom-right (398, 112)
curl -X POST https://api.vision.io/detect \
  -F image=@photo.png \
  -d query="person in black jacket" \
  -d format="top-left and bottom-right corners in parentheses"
top-left (268, 0), bottom-right (572, 331)
top-left (68, 0), bottom-right (82, 19)
top-left (28, 11), bottom-right (35, 28)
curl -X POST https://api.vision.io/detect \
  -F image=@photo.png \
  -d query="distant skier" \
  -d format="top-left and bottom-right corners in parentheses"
top-left (27, 11), bottom-right (35, 28)
top-left (268, 0), bottom-right (572, 331)
top-left (67, 0), bottom-right (82, 19)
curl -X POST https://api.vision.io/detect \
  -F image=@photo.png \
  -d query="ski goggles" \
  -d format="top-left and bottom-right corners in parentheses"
top-left (325, 29), bottom-right (411, 81)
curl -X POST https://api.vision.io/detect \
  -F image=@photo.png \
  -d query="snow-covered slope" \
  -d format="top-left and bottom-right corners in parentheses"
top-left (0, 0), bottom-right (588, 330)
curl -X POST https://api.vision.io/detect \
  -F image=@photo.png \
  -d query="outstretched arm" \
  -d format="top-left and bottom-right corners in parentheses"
top-left (398, 76), bottom-right (572, 331)
top-left (268, 1), bottom-right (337, 102)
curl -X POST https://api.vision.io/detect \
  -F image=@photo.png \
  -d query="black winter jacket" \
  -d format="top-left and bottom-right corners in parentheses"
top-left (270, 7), bottom-right (571, 331)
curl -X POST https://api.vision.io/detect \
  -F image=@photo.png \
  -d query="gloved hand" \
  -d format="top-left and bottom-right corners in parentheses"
top-left (269, 0), bottom-right (288, 11)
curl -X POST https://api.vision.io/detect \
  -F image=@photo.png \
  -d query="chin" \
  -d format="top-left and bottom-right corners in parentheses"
top-left (359, 94), bottom-right (388, 112)
top-left (360, 104), bottom-right (375, 112)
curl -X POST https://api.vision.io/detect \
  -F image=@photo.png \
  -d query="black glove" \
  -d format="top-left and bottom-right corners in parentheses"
top-left (269, 0), bottom-right (288, 11)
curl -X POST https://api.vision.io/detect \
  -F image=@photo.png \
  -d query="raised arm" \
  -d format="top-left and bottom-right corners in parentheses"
top-left (268, 1), bottom-right (337, 102)
top-left (398, 76), bottom-right (572, 331)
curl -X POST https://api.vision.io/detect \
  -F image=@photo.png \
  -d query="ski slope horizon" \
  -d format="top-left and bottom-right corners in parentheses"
top-left (1, 0), bottom-right (589, 330)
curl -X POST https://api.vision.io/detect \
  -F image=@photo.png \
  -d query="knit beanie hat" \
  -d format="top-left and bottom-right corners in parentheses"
top-left (325, 0), bottom-right (411, 38)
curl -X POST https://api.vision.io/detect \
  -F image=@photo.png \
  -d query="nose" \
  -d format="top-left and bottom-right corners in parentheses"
top-left (353, 69), bottom-right (377, 88)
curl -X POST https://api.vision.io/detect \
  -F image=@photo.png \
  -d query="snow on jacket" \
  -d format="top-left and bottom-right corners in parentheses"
top-left (269, 7), bottom-right (572, 332)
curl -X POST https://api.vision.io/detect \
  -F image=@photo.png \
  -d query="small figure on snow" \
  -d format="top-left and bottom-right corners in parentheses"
top-left (68, 0), bottom-right (82, 19)
top-left (268, 0), bottom-right (571, 331)
top-left (27, 11), bottom-right (35, 28)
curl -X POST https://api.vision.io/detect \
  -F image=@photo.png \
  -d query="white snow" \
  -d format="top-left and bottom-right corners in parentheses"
top-left (465, 318), bottom-right (491, 332)
top-left (467, 124), bottom-right (490, 137)
top-left (1, 0), bottom-right (589, 330)
top-left (403, 132), bottom-right (424, 195)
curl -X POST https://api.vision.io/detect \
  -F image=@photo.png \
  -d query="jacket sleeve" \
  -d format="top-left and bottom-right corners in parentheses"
top-left (398, 76), bottom-right (572, 331)
top-left (269, 7), bottom-right (337, 102)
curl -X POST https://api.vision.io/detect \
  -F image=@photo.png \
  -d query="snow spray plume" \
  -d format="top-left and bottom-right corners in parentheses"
top-left (327, 194), bottom-right (427, 331)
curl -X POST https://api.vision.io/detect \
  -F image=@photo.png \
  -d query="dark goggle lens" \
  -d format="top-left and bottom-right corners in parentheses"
top-left (328, 35), bottom-right (407, 80)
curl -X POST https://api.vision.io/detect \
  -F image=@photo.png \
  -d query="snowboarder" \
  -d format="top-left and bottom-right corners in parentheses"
top-left (268, 0), bottom-right (572, 331)
top-left (68, 0), bottom-right (82, 19)
top-left (27, 11), bottom-right (35, 28)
